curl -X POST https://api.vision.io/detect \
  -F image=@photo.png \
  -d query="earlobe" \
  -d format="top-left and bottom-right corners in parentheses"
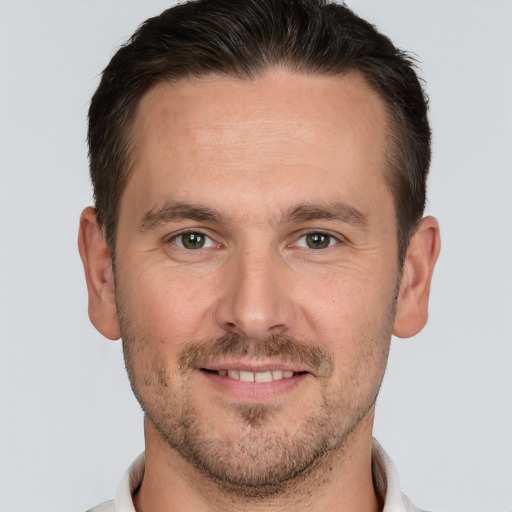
top-left (393, 216), bottom-right (441, 339)
top-left (78, 207), bottom-right (121, 340)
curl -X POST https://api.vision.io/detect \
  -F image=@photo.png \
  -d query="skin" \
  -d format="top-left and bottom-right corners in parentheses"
top-left (79, 69), bottom-right (440, 512)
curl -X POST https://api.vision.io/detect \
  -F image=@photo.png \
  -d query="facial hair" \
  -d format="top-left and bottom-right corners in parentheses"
top-left (120, 317), bottom-right (393, 498)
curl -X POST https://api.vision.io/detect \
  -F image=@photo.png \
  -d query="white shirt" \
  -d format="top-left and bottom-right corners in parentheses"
top-left (87, 440), bottom-right (429, 512)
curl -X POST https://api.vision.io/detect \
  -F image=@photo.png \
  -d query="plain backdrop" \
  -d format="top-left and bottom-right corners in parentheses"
top-left (1, 1), bottom-right (511, 511)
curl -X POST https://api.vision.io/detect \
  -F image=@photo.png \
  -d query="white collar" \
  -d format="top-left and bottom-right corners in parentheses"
top-left (371, 439), bottom-right (425, 512)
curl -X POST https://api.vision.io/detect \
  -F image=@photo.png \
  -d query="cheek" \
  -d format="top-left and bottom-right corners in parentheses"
top-left (118, 262), bottom-right (220, 344)
top-left (295, 269), bottom-right (396, 386)
top-left (298, 270), bottom-right (396, 336)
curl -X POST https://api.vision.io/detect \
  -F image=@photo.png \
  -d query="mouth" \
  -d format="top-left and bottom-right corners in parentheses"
top-left (201, 368), bottom-right (308, 382)
top-left (199, 365), bottom-right (311, 400)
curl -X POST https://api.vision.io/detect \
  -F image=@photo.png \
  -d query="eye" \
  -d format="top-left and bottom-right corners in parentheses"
top-left (294, 232), bottom-right (340, 249)
top-left (170, 231), bottom-right (218, 250)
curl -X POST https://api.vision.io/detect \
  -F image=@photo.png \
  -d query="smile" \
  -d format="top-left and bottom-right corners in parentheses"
top-left (201, 365), bottom-right (309, 383)
top-left (199, 367), bottom-right (310, 400)
top-left (212, 369), bottom-right (299, 382)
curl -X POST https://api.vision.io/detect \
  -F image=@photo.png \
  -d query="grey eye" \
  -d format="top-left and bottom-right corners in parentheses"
top-left (294, 232), bottom-right (339, 249)
top-left (306, 233), bottom-right (331, 249)
top-left (173, 232), bottom-right (215, 249)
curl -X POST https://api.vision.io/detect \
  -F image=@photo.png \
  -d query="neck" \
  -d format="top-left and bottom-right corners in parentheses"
top-left (133, 412), bottom-right (381, 512)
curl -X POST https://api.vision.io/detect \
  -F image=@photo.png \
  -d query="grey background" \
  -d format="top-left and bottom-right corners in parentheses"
top-left (1, 1), bottom-right (511, 510)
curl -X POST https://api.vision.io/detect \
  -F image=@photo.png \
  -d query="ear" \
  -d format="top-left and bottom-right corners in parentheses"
top-left (78, 207), bottom-right (121, 340)
top-left (393, 216), bottom-right (441, 338)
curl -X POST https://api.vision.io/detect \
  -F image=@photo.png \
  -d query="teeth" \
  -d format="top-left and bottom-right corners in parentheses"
top-left (239, 370), bottom-right (254, 382)
top-left (227, 370), bottom-right (240, 380)
top-left (218, 369), bottom-right (296, 381)
top-left (255, 371), bottom-right (272, 383)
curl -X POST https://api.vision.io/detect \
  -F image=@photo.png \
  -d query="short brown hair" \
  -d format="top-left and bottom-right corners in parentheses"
top-left (88, 0), bottom-right (430, 263)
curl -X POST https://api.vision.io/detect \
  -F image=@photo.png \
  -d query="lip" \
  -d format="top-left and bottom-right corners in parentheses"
top-left (201, 369), bottom-right (310, 400)
top-left (198, 360), bottom-right (312, 401)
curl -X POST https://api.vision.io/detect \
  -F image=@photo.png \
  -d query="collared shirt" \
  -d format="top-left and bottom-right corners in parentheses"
top-left (87, 440), bottom-right (429, 512)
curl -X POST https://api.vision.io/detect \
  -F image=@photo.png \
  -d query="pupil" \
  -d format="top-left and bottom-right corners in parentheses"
top-left (184, 233), bottom-right (204, 249)
top-left (307, 233), bottom-right (329, 249)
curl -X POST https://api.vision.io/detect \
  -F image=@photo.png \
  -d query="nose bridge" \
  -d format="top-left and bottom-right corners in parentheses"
top-left (215, 241), bottom-right (293, 339)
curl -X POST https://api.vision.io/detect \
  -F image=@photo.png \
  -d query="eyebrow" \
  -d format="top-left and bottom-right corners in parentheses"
top-left (140, 200), bottom-right (367, 231)
top-left (140, 202), bottom-right (228, 231)
top-left (282, 202), bottom-right (368, 227)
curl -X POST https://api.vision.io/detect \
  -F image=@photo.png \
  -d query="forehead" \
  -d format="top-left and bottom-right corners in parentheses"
top-left (124, 69), bottom-right (393, 224)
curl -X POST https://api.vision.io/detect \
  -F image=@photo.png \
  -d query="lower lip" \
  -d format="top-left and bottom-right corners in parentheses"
top-left (201, 371), bottom-right (309, 401)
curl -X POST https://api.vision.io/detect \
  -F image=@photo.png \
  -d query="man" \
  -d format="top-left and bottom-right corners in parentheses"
top-left (79, 0), bottom-right (440, 510)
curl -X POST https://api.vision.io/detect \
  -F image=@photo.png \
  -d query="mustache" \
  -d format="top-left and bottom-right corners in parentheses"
top-left (179, 333), bottom-right (334, 378)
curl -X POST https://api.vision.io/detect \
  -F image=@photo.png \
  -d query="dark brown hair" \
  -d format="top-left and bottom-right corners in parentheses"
top-left (88, 0), bottom-right (430, 263)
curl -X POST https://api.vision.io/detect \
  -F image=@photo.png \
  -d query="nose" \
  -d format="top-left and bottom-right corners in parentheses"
top-left (214, 247), bottom-right (295, 340)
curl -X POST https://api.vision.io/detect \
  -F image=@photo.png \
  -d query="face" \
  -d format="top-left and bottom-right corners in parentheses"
top-left (113, 70), bottom-right (401, 489)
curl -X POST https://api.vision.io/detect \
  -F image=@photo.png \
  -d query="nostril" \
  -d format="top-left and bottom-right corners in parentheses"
top-left (269, 323), bottom-right (286, 333)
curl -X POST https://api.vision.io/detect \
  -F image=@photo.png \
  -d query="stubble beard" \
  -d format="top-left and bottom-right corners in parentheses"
top-left (118, 296), bottom-right (396, 498)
